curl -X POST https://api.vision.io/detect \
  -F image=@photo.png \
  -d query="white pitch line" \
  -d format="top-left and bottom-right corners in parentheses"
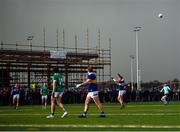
top-left (0, 124), bottom-right (180, 129)
top-left (0, 113), bottom-right (180, 116)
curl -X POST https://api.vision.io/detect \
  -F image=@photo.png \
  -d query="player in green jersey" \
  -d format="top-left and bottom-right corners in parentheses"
top-left (46, 67), bottom-right (68, 118)
top-left (40, 79), bottom-right (48, 109)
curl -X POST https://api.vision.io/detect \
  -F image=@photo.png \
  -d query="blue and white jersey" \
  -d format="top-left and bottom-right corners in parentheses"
top-left (119, 79), bottom-right (125, 90)
top-left (12, 87), bottom-right (20, 95)
top-left (87, 72), bottom-right (97, 92)
top-left (160, 86), bottom-right (171, 95)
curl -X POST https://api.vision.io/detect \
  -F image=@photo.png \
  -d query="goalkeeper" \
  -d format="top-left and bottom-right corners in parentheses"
top-left (46, 67), bottom-right (68, 118)
top-left (160, 82), bottom-right (171, 105)
top-left (76, 66), bottom-right (105, 118)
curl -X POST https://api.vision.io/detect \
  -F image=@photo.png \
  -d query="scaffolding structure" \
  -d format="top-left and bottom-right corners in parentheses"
top-left (0, 29), bottom-right (111, 90)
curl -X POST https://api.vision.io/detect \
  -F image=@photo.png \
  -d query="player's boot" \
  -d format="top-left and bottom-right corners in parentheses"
top-left (120, 104), bottom-right (125, 109)
top-left (164, 100), bottom-right (168, 105)
top-left (78, 115), bottom-right (87, 118)
top-left (99, 112), bottom-right (106, 117)
top-left (78, 112), bottom-right (87, 118)
top-left (61, 111), bottom-right (68, 118)
top-left (46, 114), bottom-right (55, 118)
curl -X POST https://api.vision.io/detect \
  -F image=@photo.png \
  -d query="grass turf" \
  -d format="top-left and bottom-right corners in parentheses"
top-left (0, 102), bottom-right (180, 131)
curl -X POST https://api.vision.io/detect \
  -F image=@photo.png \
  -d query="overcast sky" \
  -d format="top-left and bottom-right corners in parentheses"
top-left (0, 0), bottom-right (180, 82)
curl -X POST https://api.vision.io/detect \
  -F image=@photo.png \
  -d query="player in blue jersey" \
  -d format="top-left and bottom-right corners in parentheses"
top-left (76, 66), bottom-right (105, 118)
top-left (11, 83), bottom-right (20, 109)
top-left (160, 82), bottom-right (171, 105)
top-left (112, 74), bottom-right (126, 109)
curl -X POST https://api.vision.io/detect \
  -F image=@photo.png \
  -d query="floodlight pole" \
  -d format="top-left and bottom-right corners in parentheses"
top-left (130, 55), bottom-right (135, 91)
top-left (26, 35), bottom-right (34, 88)
top-left (134, 27), bottom-right (141, 91)
top-left (27, 36), bottom-right (34, 51)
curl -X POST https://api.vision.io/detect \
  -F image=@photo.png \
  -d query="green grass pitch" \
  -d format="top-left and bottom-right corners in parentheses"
top-left (0, 102), bottom-right (180, 131)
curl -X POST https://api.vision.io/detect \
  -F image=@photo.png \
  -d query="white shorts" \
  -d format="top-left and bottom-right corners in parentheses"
top-left (13, 94), bottom-right (20, 100)
top-left (54, 92), bottom-right (63, 98)
top-left (87, 91), bottom-right (99, 98)
top-left (118, 90), bottom-right (126, 96)
top-left (41, 95), bottom-right (48, 100)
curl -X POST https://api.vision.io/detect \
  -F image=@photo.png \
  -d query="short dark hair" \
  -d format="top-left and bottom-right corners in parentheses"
top-left (53, 67), bottom-right (59, 73)
top-left (117, 73), bottom-right (123, 78)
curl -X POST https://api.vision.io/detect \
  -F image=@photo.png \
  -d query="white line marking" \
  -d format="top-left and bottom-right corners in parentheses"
top-left (0, 113), bottom-right (180, 116)
top-left (0, 124), bottom-right (180, 128)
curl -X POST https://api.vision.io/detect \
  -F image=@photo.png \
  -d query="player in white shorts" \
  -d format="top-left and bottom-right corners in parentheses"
top-left (160, 82), bottom-right (171, 105)
top-left (11, 83), bottom-right (20, 109)
top-left (112, 74), bottom-right (126, 109)
top-left (40, 79), bottom-right (48, 109)
top-left (46, 67), bottom-right (68, 118)
top-left (76, 66), bottom-right (105, 118)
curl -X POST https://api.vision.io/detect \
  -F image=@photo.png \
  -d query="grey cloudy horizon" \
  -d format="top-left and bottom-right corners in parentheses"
top-left (0, 0), bottom-right (180, 82)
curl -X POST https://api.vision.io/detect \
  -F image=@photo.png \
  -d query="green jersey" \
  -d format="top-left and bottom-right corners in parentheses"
top-left (40, 84), bottom-right (48, 96)
top-left (51, 73), bottom-right (63, 92)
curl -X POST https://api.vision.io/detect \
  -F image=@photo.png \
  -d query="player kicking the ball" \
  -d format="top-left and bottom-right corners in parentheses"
top-left (76, 66), bottom-right (105, 118)
top-left (46, 67), bottom-right (68, 118)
